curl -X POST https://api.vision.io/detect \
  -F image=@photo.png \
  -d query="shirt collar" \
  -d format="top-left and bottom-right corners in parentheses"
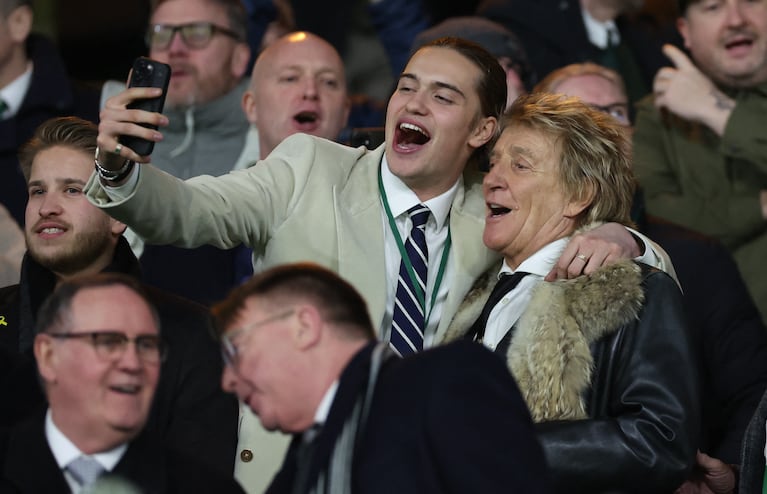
top-left (581, 8), bottom-right (619, 49)
top-left (380, 154), bottom-right (460, 229)
top-left (0, 61), bottom-right (33, 118)
top-left (313, 380), bottom-right (339, 426)
top-left (498, 237), bottom-right (569, 278)
top-left (45, 408), bottom-right (128, 472)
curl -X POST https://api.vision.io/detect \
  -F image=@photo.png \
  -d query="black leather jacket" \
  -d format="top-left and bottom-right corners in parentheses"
top-left (447, 261), bottom-right (701, 493)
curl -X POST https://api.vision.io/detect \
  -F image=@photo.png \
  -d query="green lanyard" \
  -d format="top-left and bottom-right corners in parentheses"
top-left (378, 164), bottom-right (452, 327)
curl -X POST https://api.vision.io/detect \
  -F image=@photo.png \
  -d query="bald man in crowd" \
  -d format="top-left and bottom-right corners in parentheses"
top-left (234, 31), bottom-right (350, 167)
top-left (230, 30), bottom-right (352, 493)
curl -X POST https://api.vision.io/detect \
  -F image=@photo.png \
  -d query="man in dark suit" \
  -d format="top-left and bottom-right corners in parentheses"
top-left (477, 0), bottom-right (679, 106)
top-left (0, 0), bottom-right (100, 227)
top-left (0, 273), bottom-right (244, 493)
top-left (214, 262), bottom-right (552, 493)
top-left (0, 116), bottom-right (237, 476)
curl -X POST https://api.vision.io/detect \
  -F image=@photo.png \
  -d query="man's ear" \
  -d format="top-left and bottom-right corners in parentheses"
top-left (293, 305), bottom-right (322, 350)
top-left (110, 218), bottom-right (127, 237)
top-left (468, 116), bottom-right (497, 149)
top-left (677, 17), bottom-right (691, 51)
top-left (34, 334), bottom-right (58, 385)
top-left (231, 43), bottom-right (252, 80)
top-left (565, 184), bottom-right (595, 219)
top-left (242, 90), bottom-right (257, 125)
top-left (8, 4), bottom-right (32, 44)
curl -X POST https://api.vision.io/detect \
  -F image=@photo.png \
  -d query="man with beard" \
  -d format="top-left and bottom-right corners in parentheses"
top-left (105, 0), bottom-right (252, 306)
top-left (477, 0), bottom-right (677, 106)
top-left (633, 0), bottom-right (767, 325)
top-left (0, 116), bottom-right (238, 476)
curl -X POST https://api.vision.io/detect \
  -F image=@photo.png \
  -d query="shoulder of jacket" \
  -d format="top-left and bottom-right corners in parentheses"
top-left (528, 260), bottom-right (644, 343)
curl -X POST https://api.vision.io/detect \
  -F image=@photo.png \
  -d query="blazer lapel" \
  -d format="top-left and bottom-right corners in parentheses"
top-left (297, 343), bottom-right (376, 493)
top-left (336, 146), bottom-right (388, 333)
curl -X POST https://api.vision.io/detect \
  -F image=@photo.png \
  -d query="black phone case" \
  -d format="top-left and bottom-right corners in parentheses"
top-left (119, 57), bottom-right (171, 156)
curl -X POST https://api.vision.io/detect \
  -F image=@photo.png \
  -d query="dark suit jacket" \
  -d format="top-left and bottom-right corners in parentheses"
top-left (477, 0), bottom-right (678, 99)
top-left (0, 237), bottom-right (238, 476)
top-left (0, 34), bottom-right (99, 227)
top-left (267, 340), bottom-right (553, 494)
top-left (0, 414), bottom-right (244, 493)
top-left (637, 211), bottom-right (767, 464)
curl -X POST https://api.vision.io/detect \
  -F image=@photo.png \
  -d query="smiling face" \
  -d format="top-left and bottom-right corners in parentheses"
top-left (245, 32), bottom-right (349, 158)
top-left (220, 298), bottom-right (311, 433)
top-left (149, 0), bottom-right (249, 107)
top-left (679, 0), bottom-right (767, 87)
top-left (385, 46), bottom-right (497, 201)
top-left (483, 124), bottom-right (583, 267)
top-left (36, 285), bottom-right (160, 453)
top-left (24, 146), bottom-right (124, 279)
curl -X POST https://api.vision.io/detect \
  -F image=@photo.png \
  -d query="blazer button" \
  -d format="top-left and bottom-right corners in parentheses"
top-left (240, 449), bottom-right (254, 462)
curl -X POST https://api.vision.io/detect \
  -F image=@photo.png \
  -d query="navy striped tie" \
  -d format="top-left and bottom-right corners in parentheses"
top-left (390, 204), bottom-right (430, 356)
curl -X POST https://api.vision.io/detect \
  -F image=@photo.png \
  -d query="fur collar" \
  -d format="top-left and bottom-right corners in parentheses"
top-left (445, 260), bottom-right (644, 422)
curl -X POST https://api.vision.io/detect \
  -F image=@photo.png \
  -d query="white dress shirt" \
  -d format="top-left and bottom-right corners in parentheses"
top-left (581, 7), bottom-right (620, 49)
top-left (45, 409), bottom-right (126, 493)
top-left (0, 62), bottom-right (32, 119)
top-left (483, 234), bottom-right (659, 351)
top-left (483, 239), bottom-right (568, 351)
top-left (378, 155), bottom-right (458, 348)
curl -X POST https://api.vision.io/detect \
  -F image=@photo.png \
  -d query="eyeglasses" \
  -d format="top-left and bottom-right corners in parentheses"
top-left (49, 331), bottom-right (166, 364)
top-left (147, 22), bottom-right (243, 51)
top-left (588, 102), bottom-right (631, 126)
top-left (221, 309), bottom-right (295, 368)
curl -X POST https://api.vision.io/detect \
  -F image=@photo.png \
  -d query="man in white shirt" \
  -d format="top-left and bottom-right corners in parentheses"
top-left (0, 273), bottom-right (244, 493)
top-left (477, 0), bottom-right (675, 105)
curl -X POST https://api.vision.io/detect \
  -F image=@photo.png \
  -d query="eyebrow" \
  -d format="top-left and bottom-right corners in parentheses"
top-left (399, 73), bottom-right (467, 100)
top-left (491, 144), bottom-right (537, 162)
top-left (28, 178), bottom-right (87, 188)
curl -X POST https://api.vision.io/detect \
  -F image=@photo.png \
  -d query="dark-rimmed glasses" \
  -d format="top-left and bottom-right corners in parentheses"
top-left (147, 22), bottom-right (243, 51)
top-left (48, 331), bottom-right (166, 364)
top-left (221, 309), bottom-right (295, 368)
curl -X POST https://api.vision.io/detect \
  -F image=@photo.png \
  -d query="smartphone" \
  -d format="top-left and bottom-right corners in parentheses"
top-left (119, 57), bottom-right (171, 156)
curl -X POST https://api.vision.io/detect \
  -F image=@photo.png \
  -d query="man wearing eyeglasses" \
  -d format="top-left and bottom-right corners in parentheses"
top-left (0, 116), bottom-right (238, 477)
top-left (0, 273), bottom-right (245, 493)
top-left (104, 0), bottom-right (253, 307)
top-left (213, 262), bottom-right (552, 494)
top-left (137, 0), bottom-right (251, 179)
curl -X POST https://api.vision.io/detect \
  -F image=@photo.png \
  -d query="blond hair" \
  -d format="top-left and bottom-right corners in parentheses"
top-left (503, 92), bottom-right (635, 229)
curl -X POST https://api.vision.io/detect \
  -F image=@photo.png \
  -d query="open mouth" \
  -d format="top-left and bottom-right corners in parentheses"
top-left (488, 203), bottom-right (511, 217)
top-left (293, 111), bottom-right (319, 125)
top-left (395, 122), bottom-right (430, 150)
top-left (724, 36), bottom-right (754, 53)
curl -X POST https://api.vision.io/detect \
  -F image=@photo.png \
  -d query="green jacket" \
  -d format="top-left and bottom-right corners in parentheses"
top-left (633, 83), bottom-right (767, 322)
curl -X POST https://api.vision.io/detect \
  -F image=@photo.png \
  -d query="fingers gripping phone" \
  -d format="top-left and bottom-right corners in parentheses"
top-left (119, 57), bottom-right (171, 156)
